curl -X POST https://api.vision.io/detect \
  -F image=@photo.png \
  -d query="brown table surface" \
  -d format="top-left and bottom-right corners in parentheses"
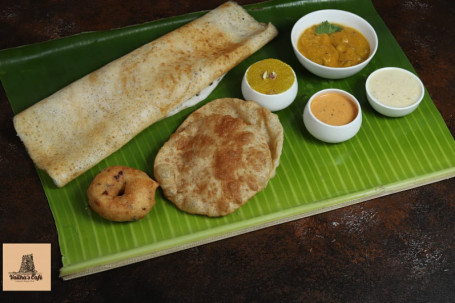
top-left (1, 0), bottom-right (454, 301)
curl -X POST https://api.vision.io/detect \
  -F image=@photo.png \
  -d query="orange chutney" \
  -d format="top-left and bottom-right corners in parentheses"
top-left (311, 92), bottom-right (358, 126)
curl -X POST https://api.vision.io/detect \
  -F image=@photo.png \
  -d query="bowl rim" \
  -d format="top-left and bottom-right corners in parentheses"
top-left (242, 59), bottom-right (297, 98)
top-left (365, 66), bottom-right (425, 110)
top-left (306, 88), bottom-right (362, 129)
top-left (290, 9), bottom-right (378, 72)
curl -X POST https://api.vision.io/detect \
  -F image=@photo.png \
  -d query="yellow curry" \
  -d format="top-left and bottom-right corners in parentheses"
top-left (297, 23), bottom-right (370, 68)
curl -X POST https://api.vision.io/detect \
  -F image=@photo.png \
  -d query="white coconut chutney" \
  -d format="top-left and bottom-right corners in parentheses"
top-left (367, 68), bottom-right (423, 107)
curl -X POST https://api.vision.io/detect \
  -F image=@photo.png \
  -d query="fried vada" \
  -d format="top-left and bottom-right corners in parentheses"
top-left (87, 166), bottom-right (159, 222)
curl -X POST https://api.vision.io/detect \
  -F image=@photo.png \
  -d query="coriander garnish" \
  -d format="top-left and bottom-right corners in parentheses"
top-left (315, 21), bottom-right (343, 34)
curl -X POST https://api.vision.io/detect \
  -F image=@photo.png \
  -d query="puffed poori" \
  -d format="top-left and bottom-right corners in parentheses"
top-left (154, 98), bottom-right (283, 217)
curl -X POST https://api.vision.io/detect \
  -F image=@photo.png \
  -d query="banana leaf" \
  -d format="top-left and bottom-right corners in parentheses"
top-left (1, 0), bottom-right (454, 280)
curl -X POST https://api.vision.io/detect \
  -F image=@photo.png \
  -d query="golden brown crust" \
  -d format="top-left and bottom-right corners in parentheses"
top-left (87, 166), bottom-right (159, 222)
top-left (154, 98), bottom-right (283, 217)
top-left (176, 98), bottom-right (284, 178)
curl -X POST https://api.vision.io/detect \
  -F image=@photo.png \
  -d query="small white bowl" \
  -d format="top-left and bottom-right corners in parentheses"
top-left (303, 88), bottom-right (362, 143)
top-left (365, 67), bottom-right (424, 117)
top-left (291, 9), bottom-right (378, 79)
top-left (241, 62), bottom-right (298, 112)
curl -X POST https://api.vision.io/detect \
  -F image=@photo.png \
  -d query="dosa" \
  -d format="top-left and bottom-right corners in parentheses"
top-left (13, 1), bottom-right (278, 187)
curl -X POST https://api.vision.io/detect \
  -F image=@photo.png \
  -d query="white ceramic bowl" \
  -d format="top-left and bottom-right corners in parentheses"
top-left (303, 88), bottom-right (362, 143)
top-left (365, 67), bottom-right (424, 117)
top-left (241, 63), bottom-right (298, 112)
top-left (291, 9), bottom-right (378, 79)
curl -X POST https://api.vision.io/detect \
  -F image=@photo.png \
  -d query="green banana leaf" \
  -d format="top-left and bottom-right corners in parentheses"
top-left (1, 0), bottom-right (454, 279)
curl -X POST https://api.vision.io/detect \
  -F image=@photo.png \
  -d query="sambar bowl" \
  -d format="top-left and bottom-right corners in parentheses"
top-left (291, 9), bottom-right (378, 79)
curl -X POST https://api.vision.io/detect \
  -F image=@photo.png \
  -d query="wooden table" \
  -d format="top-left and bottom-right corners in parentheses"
top-left (1, 0), bottom-right (454, 301)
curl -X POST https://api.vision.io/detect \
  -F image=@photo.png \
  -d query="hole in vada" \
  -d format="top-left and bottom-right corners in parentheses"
top-left (115, 183), bottom-right (126, 197)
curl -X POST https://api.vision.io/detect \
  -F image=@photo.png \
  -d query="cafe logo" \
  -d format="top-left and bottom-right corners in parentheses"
top-left (9, 253), bottom-right (43, 282)
top-left (2, 243), bottom-right (51, 291)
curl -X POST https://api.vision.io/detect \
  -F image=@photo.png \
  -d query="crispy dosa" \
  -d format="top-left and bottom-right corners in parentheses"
top-left (13, 2), bottom-right (278, 187)
top-left (154, 98), bottom-right (283, 217)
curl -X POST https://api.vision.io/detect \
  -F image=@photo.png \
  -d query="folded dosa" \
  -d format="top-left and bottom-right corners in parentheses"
top-left (13, 1), bottom-right (278, 187)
